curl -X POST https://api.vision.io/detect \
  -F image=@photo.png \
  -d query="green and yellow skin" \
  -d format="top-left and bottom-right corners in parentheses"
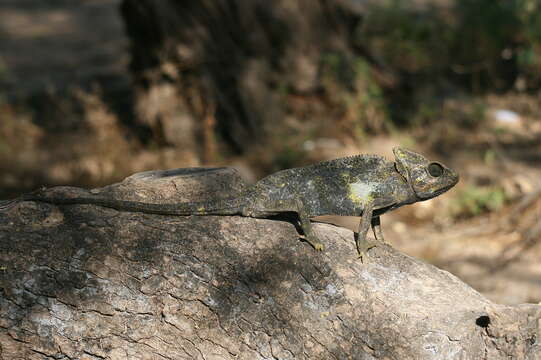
top-left (0, 148), bottom-right (458, 260)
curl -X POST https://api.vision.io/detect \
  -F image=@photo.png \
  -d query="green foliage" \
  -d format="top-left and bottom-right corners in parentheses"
top-left (361, 0), bottom-right (541, 92)
top-left (449, 185), bottom-right (506, 217)
top-left (360, 0), bottom-right (452, 74)
top-left (453, 0), bottom-right (519, 64)
top-left (514, 0), bottom-right (541, 86)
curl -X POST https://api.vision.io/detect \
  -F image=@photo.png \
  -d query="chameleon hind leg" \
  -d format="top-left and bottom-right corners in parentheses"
top-left (245, 198), bottom-right (324, 251)
top-left (276, 199), bottom-right (324, 251)
top-left (356, 202), bottom-right (378, 262)
top-left (293, 199), bottom-right (324, 251)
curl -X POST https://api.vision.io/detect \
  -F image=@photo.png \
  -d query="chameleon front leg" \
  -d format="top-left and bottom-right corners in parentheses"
top-left (356, 202), bottom-right (378, 261)
top-left (371, 216), bottom-right (385, 242)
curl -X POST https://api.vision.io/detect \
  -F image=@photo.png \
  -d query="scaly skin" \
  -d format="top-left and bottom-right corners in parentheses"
top-left (1, 147), bottom-right (459, 260)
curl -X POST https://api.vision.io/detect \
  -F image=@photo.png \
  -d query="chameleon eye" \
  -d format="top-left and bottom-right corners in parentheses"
top-left (428, 163), bottom-right (444, 177)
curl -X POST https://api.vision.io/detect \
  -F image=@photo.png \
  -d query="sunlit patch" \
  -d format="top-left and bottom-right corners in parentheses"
top-left (349, 181), bottom-right (377, 205)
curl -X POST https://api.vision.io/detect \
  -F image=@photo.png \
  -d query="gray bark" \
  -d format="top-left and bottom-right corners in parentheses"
top-left (1, 169), bottom-right (540, 359)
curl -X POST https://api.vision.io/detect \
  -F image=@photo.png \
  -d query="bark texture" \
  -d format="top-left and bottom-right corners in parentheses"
top-left (1, 169), bottom-right (540, 359)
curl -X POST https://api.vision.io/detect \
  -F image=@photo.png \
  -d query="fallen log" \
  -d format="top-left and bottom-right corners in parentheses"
top-left (1, 169), bottom-right (539, 359)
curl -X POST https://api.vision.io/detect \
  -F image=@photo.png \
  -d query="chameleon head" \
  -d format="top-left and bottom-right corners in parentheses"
top-left (393, 147), bottom-right (459, 200)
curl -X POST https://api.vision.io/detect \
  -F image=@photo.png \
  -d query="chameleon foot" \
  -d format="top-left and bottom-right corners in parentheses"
top-left (356, 237), bottom-right (377, 262)
top-left (302, 235), bottom-right (325, 251)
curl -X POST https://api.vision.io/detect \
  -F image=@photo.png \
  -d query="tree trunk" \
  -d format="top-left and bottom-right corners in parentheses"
top-left (1, 169), bottom-right (540, 359)
top-left (119, 0), bottom-right (367, 157)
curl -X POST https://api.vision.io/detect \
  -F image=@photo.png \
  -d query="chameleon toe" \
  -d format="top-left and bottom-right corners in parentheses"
top-left (313, 243), bottom-right (324, 251)
top-left (356, 241), bottom-right (377, 261)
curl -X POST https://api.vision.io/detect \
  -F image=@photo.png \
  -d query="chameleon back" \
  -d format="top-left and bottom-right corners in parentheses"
top-left (247, 155), bottom-right (412, 217)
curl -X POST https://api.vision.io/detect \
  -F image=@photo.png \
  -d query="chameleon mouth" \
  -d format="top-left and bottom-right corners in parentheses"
top-left (416, 175), bottom-right (459, 200)
top-left (430, 178), bottom-right (459, 198)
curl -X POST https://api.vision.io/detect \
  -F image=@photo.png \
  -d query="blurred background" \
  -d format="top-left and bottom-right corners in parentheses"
top-left (1, 0), bottom-right (540, 304)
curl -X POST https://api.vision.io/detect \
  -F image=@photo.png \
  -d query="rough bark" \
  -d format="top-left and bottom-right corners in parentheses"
top-left (1, 169), bottom-right (540, 359)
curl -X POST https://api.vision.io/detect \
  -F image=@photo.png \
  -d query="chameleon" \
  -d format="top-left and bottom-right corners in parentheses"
top-left (0, 147), bottom-right (458, 260)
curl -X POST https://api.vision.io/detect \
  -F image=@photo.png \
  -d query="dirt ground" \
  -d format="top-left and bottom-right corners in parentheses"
top-left (1, 0), bottom-right (540, 306)
top-left (0, 0), bottom-right (128, 97)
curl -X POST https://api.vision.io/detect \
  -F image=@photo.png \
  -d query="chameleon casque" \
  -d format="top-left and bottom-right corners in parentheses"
top-left (1, 148), bottom-right (458, 259)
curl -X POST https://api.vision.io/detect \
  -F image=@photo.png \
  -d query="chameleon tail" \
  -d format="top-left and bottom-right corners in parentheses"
top-left (18, 192), bottom-right (244, 216)
top-left (0, 188), bottom-right (47, 212)
top-left (0, 199), bottom-right (20, 211)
